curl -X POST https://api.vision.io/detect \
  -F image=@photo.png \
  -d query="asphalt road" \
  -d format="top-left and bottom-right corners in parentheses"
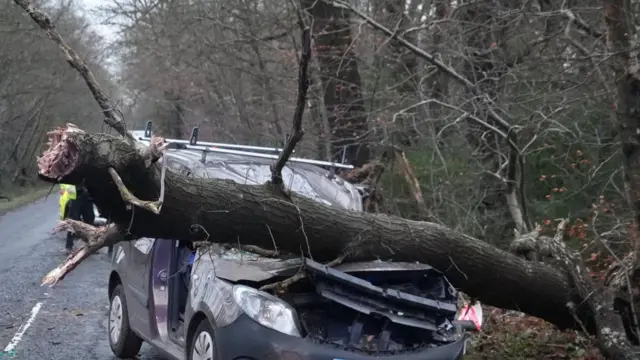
top-left (0, 195), bottom-right (166, 359)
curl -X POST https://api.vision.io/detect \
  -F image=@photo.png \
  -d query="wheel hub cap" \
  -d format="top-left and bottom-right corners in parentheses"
top-left (109, 295), bottom-right (123, 343)
top-left (192, 331), bottom-right (213, 360)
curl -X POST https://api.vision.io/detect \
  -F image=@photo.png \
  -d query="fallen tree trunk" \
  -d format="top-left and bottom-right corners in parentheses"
top-left (39, 125), bottom-right (580, 330)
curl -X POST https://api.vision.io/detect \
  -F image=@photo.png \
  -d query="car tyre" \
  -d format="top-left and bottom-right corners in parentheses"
top-left (188, 319), bottom-right (216, 360)
top-left (109, 284), bottom-right (143, 358)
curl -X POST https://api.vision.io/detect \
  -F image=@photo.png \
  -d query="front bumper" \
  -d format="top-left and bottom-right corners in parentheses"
top-left (214, 314), bottom-right (466, 360)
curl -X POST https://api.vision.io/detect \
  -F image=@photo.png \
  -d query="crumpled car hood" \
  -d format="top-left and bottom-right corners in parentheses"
top-left (203, 246), bottom-right (433, 283)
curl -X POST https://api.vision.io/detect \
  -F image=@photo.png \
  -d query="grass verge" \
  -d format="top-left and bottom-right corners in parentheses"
top-left (0, 185), bottom-right (56, 214)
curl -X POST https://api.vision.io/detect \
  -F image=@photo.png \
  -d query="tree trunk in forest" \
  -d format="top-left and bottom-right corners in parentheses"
top-left (301, 0), bottom-right (370, 166)
top-left (605, 0), bottom-right (640, 260)
top-left (602, 0), bottom-right (640, 348)
top-left (456, 0), bottom-right (531, 239)
top-left (372, 0), bottom-right (420, 145)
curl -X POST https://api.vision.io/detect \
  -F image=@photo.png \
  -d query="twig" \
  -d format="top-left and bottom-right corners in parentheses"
top-left (260, 253), bottom-right (348, 291)
top-left (12, 0), bottom-right (134, 142)
top-left (271, 27), bottom-right (312, 186)
top-left (262, 198), bottom-right (313, 259)
top-left (265, 224), bottom-right (279, 255)
top-left (189, 224), bottom-right (210, 242)
top-left (108, 168), bottom-right (162, 214)
top-left (241, 245), bottom-right (280, 257)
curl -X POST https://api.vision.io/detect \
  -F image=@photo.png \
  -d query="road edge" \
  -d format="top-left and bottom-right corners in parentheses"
top-left (0, 186), bottom-right (55, 215)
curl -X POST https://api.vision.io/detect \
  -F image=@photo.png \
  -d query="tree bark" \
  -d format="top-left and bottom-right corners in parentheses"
top-left (605, 0), bottom-right (640, 260)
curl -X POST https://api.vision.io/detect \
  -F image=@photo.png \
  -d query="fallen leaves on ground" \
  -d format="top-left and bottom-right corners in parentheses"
top-left (465, 306), bottom-right (604, 360)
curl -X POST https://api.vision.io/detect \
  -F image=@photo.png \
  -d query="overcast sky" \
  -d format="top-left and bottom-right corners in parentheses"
top-left (77, 0), bottom-right (118, 42)
top-left (74, 0), bottom-right (120, 74)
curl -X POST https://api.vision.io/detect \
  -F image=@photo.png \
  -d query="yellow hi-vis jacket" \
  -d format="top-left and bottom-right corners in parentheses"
top-left (59, 184), bottom-right (77, 219)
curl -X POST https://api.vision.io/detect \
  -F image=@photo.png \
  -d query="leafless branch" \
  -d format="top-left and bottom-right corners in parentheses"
top-left (271, 27), bottom-right (312, 186)
top-left (260, 253), bottom-right (348, 291)
top-left (108, 168), bottom-right (162, 214)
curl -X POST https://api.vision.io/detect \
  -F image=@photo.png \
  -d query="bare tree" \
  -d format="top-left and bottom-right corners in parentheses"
top-left (0, 0), bottom-right (117, 192)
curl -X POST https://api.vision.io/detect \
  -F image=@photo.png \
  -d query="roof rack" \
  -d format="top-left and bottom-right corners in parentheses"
top-left (132, 121), bottom-right (354, 170)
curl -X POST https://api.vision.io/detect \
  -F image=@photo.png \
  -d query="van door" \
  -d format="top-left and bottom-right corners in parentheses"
top-left (125, 237), bottom-right (155, 336)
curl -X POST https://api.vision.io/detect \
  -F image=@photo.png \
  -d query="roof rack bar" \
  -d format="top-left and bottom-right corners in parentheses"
top-left (143, 136), bottom-right (289, 154)
top-left (138, 121), bottom-right (292, 154)
top-left (174, 142), bottom-right (354, 170)
top-left (190, 126), bottom-right (199, 145)
top-left (144, 120), bottom-right (152, 138)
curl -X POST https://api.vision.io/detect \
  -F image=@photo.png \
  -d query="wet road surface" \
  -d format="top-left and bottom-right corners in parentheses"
top-left (0, 195), bottom-right (166, 359)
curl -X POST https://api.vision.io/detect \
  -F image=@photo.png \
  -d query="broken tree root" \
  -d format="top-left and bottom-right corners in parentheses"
top-left (260, 253), bottom-right (348, 292)
top-left (42, 220), bottom-right (123, 286)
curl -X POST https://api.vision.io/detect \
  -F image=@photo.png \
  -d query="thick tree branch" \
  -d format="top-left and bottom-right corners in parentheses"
top-left (109, 167), bottom-right (163, 214)
top-left (43, 221), bottom-right (124, 286)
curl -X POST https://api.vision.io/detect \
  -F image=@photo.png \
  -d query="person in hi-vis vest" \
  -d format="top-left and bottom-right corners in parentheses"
top-left (59, 184), bottom-right (94, 253)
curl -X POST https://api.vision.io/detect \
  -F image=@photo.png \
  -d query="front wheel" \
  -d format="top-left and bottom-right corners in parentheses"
top-left (188, 320), bottom-right (216, 360)
top-left (109, 284), bottom-right (143, 358)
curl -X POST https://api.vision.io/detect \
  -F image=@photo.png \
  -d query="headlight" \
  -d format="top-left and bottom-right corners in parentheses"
top-left (232, 285), bottom-right (301, 337)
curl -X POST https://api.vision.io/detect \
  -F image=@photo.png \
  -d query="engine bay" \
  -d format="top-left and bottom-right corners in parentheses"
top-left (254, 259), bottom-right (462, 354)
